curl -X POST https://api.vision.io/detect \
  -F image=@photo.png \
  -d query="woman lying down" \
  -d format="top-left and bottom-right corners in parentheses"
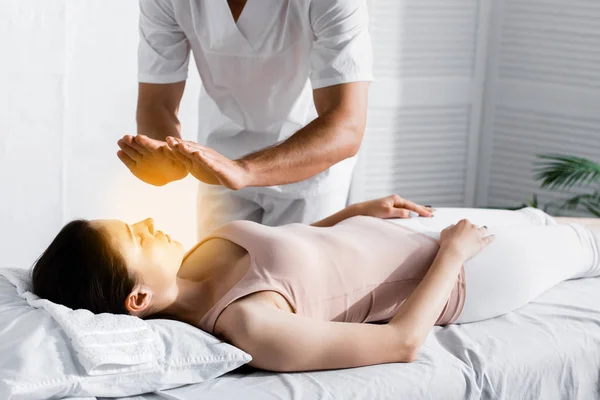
top-left (31, 195), bottom-right (600, 372)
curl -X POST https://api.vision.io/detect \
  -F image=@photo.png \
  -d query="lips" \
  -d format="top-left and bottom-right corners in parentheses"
top-left (157, 230), bottom-right (171, 243)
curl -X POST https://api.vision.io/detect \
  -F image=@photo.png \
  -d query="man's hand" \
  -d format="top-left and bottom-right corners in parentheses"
top-left (166, 136), bottom-right (251, 190)
top-left (117, 134), bottom-right (188, 186)
top-left (355, 194), bottom-right (434, 219)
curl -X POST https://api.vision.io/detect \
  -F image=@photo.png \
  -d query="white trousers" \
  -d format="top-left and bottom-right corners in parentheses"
top-left (386, 207), bottom-right (600, 323)
top-left (195, 182), bottom-right (352, 240)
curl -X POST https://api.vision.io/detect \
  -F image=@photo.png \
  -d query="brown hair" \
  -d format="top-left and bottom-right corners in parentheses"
top-left (31, 219), bottom-right (137, 315)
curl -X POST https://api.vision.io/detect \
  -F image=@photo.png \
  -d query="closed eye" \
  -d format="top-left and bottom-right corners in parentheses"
top-left (138, 233), bottom-right (145, 244)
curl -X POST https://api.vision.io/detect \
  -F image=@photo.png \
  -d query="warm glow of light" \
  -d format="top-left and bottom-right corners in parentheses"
top-left (98, 172), bottom-right (207, 251)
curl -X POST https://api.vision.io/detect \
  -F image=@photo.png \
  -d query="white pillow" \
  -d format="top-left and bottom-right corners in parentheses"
top-left (0, 269), bottom-right (251, 399)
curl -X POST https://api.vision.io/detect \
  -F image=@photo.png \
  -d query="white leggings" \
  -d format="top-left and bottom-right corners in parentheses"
top-left (386, 207), bottom-right (600, 323)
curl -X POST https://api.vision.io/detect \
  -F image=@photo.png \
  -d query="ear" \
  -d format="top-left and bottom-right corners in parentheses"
top-left (125, 285), bottom-right (153, 316)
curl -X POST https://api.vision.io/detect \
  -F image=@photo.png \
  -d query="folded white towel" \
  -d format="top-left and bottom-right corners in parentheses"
top-left (0, 267), bottom-right (163, 375)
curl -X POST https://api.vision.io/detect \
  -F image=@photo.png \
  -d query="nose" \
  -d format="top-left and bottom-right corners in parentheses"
top-left (142, 218), bottom-right (155, 235)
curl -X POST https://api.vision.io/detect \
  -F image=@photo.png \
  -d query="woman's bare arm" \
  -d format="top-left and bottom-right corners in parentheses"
top-left (217, 301), bottom-right (409, 372)
top-left (310, 195), bottom-right (433, 228)
top-left (310, 204), bottom-right (362, 227)
top-left (388, 220), bottom-right (493, 348)
top-left (386, 245), bottom-right (465, 348)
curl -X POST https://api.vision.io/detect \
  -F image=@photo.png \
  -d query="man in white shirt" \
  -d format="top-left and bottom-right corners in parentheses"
top-left (117, 0), bottom-right (375, 238)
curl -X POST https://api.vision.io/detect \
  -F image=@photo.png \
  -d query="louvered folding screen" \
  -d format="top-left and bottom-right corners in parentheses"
top-left (350, 0), bottom-right (489, 207)
top-left (351, 0), bottom-right (600, 213)
top-left (475, 0), bottom-right (600, 213)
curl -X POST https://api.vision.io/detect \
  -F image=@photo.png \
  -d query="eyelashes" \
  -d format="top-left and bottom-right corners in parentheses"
top-left (138, 233), bottom-right (145, 244)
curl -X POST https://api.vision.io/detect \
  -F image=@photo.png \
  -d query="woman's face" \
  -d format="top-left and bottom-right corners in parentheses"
top-left (90, 218), bottom-right (186, 290)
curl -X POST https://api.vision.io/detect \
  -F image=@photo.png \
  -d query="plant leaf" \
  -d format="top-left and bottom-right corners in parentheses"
top-left (534, 154), bottom-right (600, 190)
top-left (558, 192), bottom-right (600, 217)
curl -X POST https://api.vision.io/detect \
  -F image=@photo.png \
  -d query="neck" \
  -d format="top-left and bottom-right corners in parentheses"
top-left (157, 277), bottom-right (210, 326)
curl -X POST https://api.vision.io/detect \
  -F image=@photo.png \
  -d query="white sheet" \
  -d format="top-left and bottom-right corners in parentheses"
top-left (101, 276), bottom-right (600, 400)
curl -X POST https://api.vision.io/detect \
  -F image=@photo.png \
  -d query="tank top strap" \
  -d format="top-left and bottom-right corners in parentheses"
top-left (207, 220), bottom-right (274, 265)
top-left (187, 220), bottom-right (265, 264)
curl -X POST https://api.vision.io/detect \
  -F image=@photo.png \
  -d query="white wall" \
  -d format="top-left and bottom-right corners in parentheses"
top-left (0, 1), bottom-right (202, 269)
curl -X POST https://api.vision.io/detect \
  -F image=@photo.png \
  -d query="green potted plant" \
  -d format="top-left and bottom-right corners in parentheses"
top-left (532, 154), bottom-right (600, 217)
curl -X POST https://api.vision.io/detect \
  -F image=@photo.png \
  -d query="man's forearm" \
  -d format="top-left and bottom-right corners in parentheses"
top-left (136, 105), bottom-right (182, 141)
top-left (238, 111), bottom-right (362, 187)
top-left (136, 82), bottom-right (186, 141)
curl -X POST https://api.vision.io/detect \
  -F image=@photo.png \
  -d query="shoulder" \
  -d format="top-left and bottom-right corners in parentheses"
top-left (214, 219), bottom-right (263, 233)
top-left (139, 0), bottom-right (175, 18)
top-left (214, 297), bottom-right (273, 339)
top-left (214, 291), bottom-right (292, 339)
top-left (308, 0), bottom-right (367, 21)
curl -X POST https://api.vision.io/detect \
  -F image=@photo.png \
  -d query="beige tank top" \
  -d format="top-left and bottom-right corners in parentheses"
top-left (195, 215), bottom-right (466, 334)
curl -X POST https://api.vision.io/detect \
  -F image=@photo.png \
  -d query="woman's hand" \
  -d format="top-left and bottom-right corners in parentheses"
top-left (117, 134), bottom-right (188, 186)
top-left (439, 219), bottom-right (495, 261)
top-left (355, 194), bottom-right (434, 219)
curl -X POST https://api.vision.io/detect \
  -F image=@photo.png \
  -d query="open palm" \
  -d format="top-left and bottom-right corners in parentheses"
top-left (117, 135), bottom-right (188, 187)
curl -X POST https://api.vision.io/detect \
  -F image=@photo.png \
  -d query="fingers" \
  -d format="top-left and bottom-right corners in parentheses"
top-left (117, 150), bottom-right (135, 168)
top-left (167, 136), bottom-right (197, 150)
top-left (167, 137), bottom-right (193, 155)
top-left (117, 137), bottom-right (142, 161)
top-left (130, 135), bottom-right (152, 155)
top-left (460, 219), bottom-right (487, 233)
top-left (173, 140), bottom-right (210, 159)
top-left (394, 208), bottom-right (411, 218)
top-left (392, 195), bottom-right (434, 217)
top-left (168, 141), bottom-right (216, 178)
top-left (166, 137), bottom-right (190, 158)
top-left (160, 146), bottom-right (185, 166)
top-left (166, 136), bottom-right (179, 149)
top-left (167, 138), bottom-right (220, 168)
top-left (407, 201), bottom-right (434, 217)
top-left (170, 146), bottom-right (193, 169)
top-left (170, 139), bottom-right (217, 168)
top-left (474, 224), bottom-right (494, 247)
top-left (482, 234), bottom-right (496, 246)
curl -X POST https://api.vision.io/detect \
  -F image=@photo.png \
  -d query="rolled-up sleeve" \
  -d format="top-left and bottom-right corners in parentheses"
top-left (309, 0), bottom-right (374, 90)
top-left (138, 0), bottom-right (190, 84)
